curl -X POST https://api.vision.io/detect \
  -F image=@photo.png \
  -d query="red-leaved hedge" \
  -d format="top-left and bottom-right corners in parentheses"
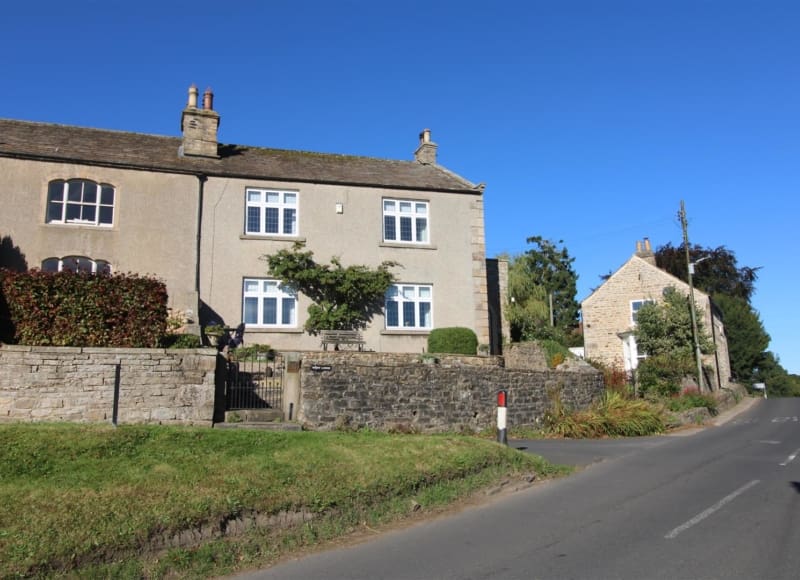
top-left (0, 269), bottom-right (168, 347)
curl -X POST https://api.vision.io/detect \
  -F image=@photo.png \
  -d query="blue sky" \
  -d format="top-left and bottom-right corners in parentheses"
top-left (3, 1), bottom-right (798, 374)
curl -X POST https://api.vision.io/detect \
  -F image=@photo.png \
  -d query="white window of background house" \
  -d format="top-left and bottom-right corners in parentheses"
top-left (383, 199), bottom-right (429, 243)
top-left (385, 284), bottom-right (432, 329)
top-left (245, 188), bottom-right (298, 236)
top-left (41, 256), bottom-right (111, 274)
top-left (243, 279), bottom-right (297, 327)
top-left (46, 179), bottom-right (115, 227)
top-left (631, 299), bottom-right (654, 324)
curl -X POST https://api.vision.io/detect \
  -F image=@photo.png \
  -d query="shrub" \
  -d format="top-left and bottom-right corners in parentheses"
top-left (427, 327), bottom-right (478, 355)
top-left (544, 388), bottom-right (665, 438)
top-left (538, 339), bottom-right (571, 368)
top-left (160, 333), bottom-right (202, 349)
top-left (588, 360), bottom-right (632, 395)
top-left (0, 269), bottom-right (167, 347)
top-left (636, 353), bottom-right (695, 397)
top-left (667, 388), bottom-right (718, 415)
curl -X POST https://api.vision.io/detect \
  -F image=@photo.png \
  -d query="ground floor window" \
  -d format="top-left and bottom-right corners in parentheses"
top-left (385, 284), bottom-right (432, 329)
top-left (242, 279), bottom-right (297, 327)
top-left (41, 256), bottom-right (111, 274)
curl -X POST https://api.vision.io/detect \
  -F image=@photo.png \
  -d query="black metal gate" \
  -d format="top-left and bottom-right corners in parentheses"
top-left (225, 352), bottom-right (284, 410)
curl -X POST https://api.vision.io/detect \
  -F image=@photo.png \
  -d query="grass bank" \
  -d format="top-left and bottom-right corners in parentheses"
top-left (0, 424), bottom-right (568, 578)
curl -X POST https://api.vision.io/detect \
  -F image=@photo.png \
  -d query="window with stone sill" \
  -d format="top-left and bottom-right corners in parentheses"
top-left (385, 284), bottom-right (432, 330)
top-left (243, 278), bottom-right (297, 328)
top-left (383, 199), bottom-right (429, 244)
top-left (245, 188), bottom-right (298, 236)
top-left (46, 179), bottom-right (115, 227)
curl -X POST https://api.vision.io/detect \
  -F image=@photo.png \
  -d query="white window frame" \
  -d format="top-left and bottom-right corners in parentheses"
top-left (630, 299), bottom-right (654, 325)
top-left (41, 256), bottom-right (111, 274)
top-left (242, 278), bottom-right (298, 328)
top-left (46, 179), bottom-right (115, 227)
top-left (385, 284), bottom-right (433, 329)
top-left (245, 188), bottom-right (298, 236)
top-left (383, 199), bottom-right (429, 244)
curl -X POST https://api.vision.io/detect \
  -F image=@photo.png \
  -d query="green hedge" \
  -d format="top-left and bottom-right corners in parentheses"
top-left (0, 269), bottom-right (168, 347)
top-left (427, 327), bottom-right (478, 355)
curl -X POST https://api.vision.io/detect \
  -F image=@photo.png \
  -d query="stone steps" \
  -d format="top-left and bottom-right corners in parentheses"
top-left (215, 408), bottom-right (301, 431)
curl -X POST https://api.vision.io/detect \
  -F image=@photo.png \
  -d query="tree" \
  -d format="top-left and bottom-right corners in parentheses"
top-left (263, 243), bottom-right (398, 334)
top-left (711, 294), bottom-right (770, 384)
top-left (654, 242), bottom-right (760, 303)
top-left (634, 287), bottom-right (715, 396)
top-left (634, 287), bottom-right (715, 358)
top-left (752, 352), bottom-right (800, 397)
top-left (505, 255), bottom-right (549, 342)
top-left (507, 236), bottom-right (580, 343)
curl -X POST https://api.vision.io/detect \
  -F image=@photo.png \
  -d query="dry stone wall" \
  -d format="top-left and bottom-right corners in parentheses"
top-left (0, 345), bottom-right (217, 425)
top-left (299, 350), bottom-right (604, 433)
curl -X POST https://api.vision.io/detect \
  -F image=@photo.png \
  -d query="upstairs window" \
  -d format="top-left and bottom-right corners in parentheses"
top-left (41, 256), bottom-right (111, 274)
top-left (245, 188), bottom-right (298, 236)
top-left (631, 299), bottom-right (654, 324)
top-left (46, 179), bottom-right (115, 226)
top-left (243, 278), bottom-right (297, 327)
top-left (385, 284), bottom-right (432, 329)
top-left (383, 199), bottom-right (429, 244)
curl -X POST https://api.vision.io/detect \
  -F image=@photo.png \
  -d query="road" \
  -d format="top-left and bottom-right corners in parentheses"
top-left (237, 397), bottom-right (800, 579)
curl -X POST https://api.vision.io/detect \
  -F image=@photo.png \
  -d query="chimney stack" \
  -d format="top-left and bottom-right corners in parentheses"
top-left (180, 84), bottom-right (220, 158)
top-left (414, 128), bottom-right (437, 165)
top-left (635, 237), bottom-right (656, 266)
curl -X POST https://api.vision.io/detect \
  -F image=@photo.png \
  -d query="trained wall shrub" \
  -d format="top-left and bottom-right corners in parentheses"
top-left (0, 269), bottom-right (168, 347)
top-left (427, 327), bottom-right (478, 355)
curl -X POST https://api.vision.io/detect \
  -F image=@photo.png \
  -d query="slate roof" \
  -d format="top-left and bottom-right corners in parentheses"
top-left (0, 119), bottom-right (482, 194)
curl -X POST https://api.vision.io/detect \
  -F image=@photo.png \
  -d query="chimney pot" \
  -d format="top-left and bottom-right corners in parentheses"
top-left (203, 87), bottom-right (214, 111)
top-left (187, 84), bottom-right (199, 108)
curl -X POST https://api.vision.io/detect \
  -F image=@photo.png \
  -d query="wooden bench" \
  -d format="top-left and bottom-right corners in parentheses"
top-left (320, 330), bottom-right (365, 351)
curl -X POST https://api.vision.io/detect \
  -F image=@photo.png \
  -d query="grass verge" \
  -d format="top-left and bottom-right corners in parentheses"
top-left (0, 423), bottom-right (568, 578)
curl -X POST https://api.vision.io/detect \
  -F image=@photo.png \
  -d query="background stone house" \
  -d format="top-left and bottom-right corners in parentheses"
top-left (581, 239), bottom-right (732, 390)
top-left (0, 86), bottom-right (500, 353)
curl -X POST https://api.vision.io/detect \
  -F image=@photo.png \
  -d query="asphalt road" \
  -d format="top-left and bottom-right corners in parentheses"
top-left (237, 397), bottom-right (800, 579)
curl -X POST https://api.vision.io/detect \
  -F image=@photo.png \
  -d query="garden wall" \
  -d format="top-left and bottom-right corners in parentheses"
top-left (299, 345), bottom-right (604, 433)
top-left (0, 345), bottom-right (218, 425)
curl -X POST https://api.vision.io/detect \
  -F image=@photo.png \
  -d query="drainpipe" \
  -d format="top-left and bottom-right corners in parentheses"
top-left (195, 174), bottom-right (207, 315)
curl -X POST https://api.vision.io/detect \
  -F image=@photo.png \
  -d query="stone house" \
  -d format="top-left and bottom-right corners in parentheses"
top-left (581, 239), bottom-right (732, 390)
top-left (0, 86), bottom-right (500, 353)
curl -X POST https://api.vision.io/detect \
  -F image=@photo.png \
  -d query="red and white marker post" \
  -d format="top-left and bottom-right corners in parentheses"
top-left (497, 389), bottom-right (508, 445)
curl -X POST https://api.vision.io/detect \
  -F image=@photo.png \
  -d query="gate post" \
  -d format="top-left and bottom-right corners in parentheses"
top-left (283, 352), bottom-right (302, 422)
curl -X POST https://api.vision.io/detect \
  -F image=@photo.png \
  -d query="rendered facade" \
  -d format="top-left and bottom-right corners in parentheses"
top-left (0, 86), bottom-right (496, 353)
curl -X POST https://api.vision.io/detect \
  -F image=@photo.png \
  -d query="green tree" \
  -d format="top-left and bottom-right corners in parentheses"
top-left (635, 287), bottom-right (715, 358)
top-left (634, 287), bottom-right (714, 396)
top-left (507, 236), bottom-right (580, 343)
top-left (752, 352), bottom-right (799, 397)
top-left (263, 242), bottom-right (398, 334)
top-left (655, 242), bottom-right (760, 303)
top-left (506, 255), bottom-right (549, 342)
top-left (712, 294), bottom-right (770, 384)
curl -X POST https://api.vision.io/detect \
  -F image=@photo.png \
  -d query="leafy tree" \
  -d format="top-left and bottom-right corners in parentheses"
top-left (507, 236), bottom-right (580, 342)
top-left (654, 242), bottom-right (760, 303)
top-left (506, 256), bottom-right (549, 341)
top-left (712, 294), bottom-right (770, 384)
top-left (263, 242), bottom-right (398, 335)
top-left (635, 287), bottom-right (714, 359)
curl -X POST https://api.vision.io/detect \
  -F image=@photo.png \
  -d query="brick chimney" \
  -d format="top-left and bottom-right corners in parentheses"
top-left (180, 85), bottom-right (220, 158)
top-left (635, 237), bottom-right (657, 266)
top-left (414, 128), bottom-right (437, 165)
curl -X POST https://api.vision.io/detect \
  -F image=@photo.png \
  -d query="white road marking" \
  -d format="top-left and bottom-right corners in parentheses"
top-left (664, 480), bottom-right (760, 540)
top-left (780, 448), bottom-right (800, 467)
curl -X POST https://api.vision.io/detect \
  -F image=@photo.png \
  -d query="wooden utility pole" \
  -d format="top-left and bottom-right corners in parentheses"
top-left (679, 200), bottom-right (705, 392)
